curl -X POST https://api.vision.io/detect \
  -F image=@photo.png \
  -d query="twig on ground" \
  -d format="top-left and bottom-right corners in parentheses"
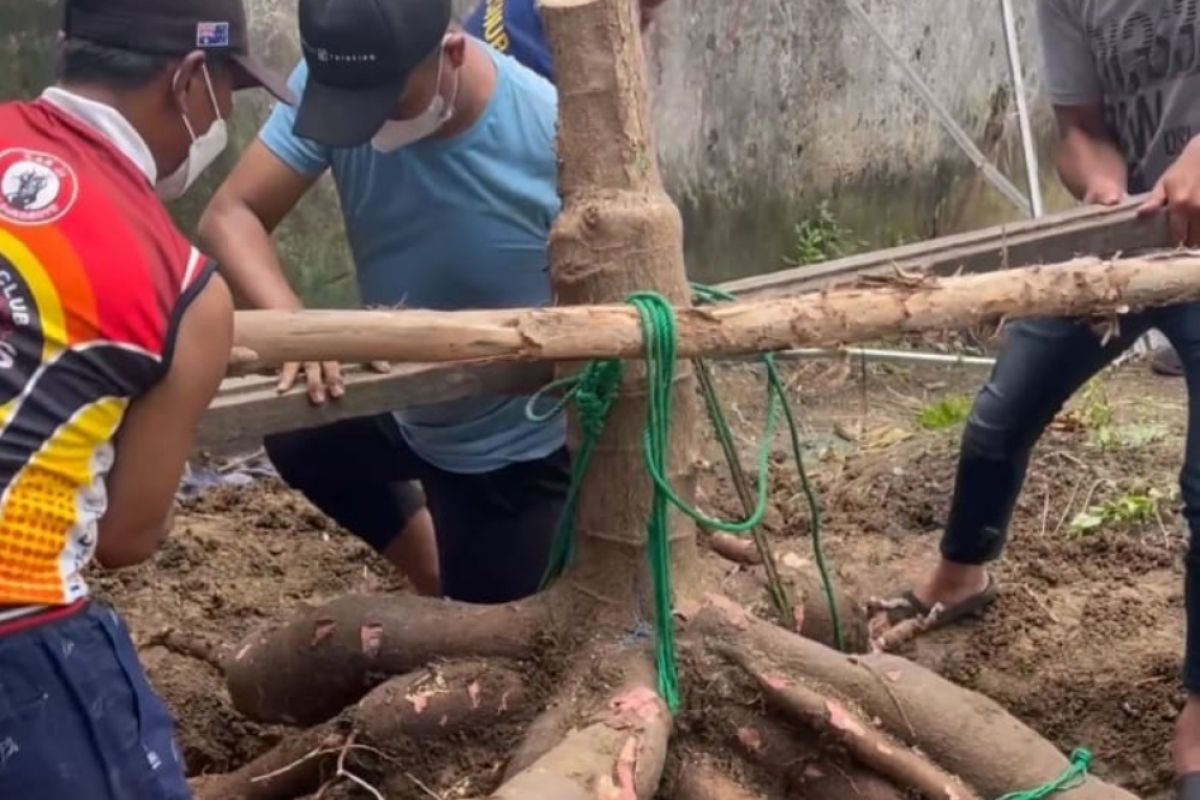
top-left (315, 734), bottom-right (385, 800)
top-left (1017, 584), bottom-right (1059, 625)
top-left (1046, 450), bottom-right (1089, 471)
top-left (249, 744), bottom-right (334, 785)
top-left (1039, 485), bottom-right (1050, 538)
top-left (1051, 473), bottom-right (1087, 538)
top-left (1077, 479), bottom-right (1105, 521)
top-left (406, 772), bottom-right (444, 800)
top-left (1154, 504), bottom-right (1172, 549)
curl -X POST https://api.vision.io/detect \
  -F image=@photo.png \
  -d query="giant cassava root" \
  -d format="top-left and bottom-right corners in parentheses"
top-left (196, 592), bottom-right (1141, 800)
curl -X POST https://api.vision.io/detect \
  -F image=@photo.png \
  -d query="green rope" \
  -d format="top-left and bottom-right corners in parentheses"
top-left (691, 283), bottom-right (843, 651)
top-left (526, 359), bottom-right (626, 588)
top-left (995, 749), bottom-right (1093, 800)
top-left (528, 286), bottom-right (845, 709)
top-left (628, 292), bottom-right (683, 710)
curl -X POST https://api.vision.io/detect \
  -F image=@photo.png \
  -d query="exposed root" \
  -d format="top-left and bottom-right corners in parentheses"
top-left (195, 662), bottom-right (525, 800)
top-left (709, 532), bottom-right (762, 565)
top-left (491, 665), bottom-right (672, 800)
top-left (722, 707), bottom-right (905, 799)
top-left (504, 697), bottom-right (575, 781)
top-left (690, 597), bottom-right (1138, 800)
top-left (799, 763), bottom-right (909, 800)
top-left (867, 604), bottom-right (937, 653)
top-left (735, 656), bottom-right (979, 800)
top-left (723, 708), bottom-right (810, 788)
top-left (147, 628), bottom-right (229, 672)
top-left (224, 592), bottom-right (553, 725)
top-left (354, 660), bottom-right (528, 743)
top-left (674, 758), bottom-right (766, 800)
top-left (191, 721), bottom-right (347, 800)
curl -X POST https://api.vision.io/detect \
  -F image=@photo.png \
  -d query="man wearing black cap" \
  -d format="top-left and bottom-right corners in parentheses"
top-left (200, 0), bottom-right (567, 604)
top-left (0, 1), bottom-right (288, 796)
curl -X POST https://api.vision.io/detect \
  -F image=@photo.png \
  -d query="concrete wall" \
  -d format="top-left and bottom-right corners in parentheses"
top-left (1, 0), bottom-right (1063, 300)
top-left (647, 0), bottom-right (1066, 282)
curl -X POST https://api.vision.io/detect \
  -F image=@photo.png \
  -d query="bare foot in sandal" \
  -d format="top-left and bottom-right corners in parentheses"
top-left (868, 560), bottom-right (997, 651)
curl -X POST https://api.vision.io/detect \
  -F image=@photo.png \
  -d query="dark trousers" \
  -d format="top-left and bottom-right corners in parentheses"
top-left (264, 415), bottom-right (570, 604)
top-left (941, 303), bottom-right (1200, 690)
top-left (0, 602), bottom-right (190, 799)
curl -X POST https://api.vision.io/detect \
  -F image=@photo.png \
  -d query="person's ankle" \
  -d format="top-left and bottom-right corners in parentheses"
top-left (915, 560), bottom-right (988, 607)
top-left (1175, 695), bottom-right (1200, 775)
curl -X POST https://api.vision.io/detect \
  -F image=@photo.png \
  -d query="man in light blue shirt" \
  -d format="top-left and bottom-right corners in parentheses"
top-left (198, 0), bottom-right (567, 604)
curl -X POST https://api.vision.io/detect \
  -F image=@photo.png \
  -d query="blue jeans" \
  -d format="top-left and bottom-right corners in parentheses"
top-left (0, 602), bottom-right (190, 799)
top-left (940, 303), bottom-right (1200, 690)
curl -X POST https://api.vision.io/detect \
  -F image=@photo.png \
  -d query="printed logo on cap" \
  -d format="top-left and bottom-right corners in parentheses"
top-left (197, 21), bottom-right (231, 48)
top-left (0, 149), bottom-right (79, 227)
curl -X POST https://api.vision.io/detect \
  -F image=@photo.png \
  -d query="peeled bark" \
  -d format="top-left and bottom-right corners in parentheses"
top-left (233, 252), bottom-right (1200, 368)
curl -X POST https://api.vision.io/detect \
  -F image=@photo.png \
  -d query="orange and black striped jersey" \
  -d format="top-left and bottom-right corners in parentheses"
top-left (0, 95), bottom-right (214, 608)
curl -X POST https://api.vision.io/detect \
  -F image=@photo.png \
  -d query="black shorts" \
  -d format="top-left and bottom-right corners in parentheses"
top-left (264, 415), bottom-right (569, 604)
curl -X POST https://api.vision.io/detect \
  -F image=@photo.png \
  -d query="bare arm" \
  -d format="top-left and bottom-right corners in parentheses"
top-left (197, 140), bottom-right (318, 311)
top-left (198, 141), bottom-right (349, 401)
top-left (95, 274), bottom-right (233, 569)
top-left (1052, 104), bottom-right (1127, 205)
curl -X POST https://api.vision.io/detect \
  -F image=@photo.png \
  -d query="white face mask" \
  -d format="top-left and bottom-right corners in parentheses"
top-left (371, 47), bottom-right (460, 154)
top-left (156, 64), bottom-right (228, 201)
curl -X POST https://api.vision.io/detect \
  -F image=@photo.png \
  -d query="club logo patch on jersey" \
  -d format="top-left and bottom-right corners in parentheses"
top-left (0, 149), bottom-right (79, 227)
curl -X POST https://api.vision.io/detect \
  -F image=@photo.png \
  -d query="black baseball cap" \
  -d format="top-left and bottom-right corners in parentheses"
top-left (63, 0), bottom-right (294, 104)
top-left (294, 0), bottom-right (452, 147)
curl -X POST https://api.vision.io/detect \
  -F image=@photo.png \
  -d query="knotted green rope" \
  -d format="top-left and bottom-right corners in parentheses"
top-left (528, 287), bottom-right (844, 710)
top-left (629, 292), bottom-right (684, 710)
top-left (995, 749), bottom-right (1093, 800)
top-left (526, 359), bottom-right (626, 587)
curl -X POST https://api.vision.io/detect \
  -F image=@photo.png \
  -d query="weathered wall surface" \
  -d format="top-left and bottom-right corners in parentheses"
top-left (647, 0), bottom-right (1065, 281)
top-left (1, 0), bottom-right (1060, 299)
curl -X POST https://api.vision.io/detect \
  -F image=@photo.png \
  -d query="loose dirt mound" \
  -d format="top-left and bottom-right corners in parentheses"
top-left (96, 359), bottom-right (1185, 798)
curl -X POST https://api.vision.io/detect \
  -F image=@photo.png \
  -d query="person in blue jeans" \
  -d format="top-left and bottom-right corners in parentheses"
top-left (869, 3), bottom-right (1200, 796)
top-left (463, 0), bottom-right (669, 80)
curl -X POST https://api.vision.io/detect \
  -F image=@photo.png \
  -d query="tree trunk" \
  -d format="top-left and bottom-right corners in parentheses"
top-left (232, 251), bottom-right (1200, 367)
top-left (540, 0), bottom-right (703, 614)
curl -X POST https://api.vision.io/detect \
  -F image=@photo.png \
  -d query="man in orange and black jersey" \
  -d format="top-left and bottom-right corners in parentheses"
top-left (0, 0), bottom-right (289, 796)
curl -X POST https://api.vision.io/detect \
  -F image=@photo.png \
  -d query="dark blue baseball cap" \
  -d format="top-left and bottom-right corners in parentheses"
top-left (63, 0), bottom-right (295, 104)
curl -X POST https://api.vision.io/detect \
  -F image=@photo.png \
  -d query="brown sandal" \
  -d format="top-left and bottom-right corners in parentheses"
top-left (866, 574), bottom-right (998, 651)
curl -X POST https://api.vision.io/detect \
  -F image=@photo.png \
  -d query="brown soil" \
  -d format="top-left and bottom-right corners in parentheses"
top-left (95, 355), bottom-right (1189, 799)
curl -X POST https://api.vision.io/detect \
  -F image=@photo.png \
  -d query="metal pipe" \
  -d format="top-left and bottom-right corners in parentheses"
top-left (725, 347), bottom-right (997, 368)
top-left (840, 0), bottom-right (1033, 218)
top-left (999, 0), bottom-right (1045, 218)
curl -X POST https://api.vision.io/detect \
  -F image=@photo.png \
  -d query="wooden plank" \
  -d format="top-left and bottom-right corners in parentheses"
top-left (199, 200), bottom-right (1169, 452)
top-left (723, 201), bottom-right (1167, 299)
top-left (197, 361), bottom-right (548, 457)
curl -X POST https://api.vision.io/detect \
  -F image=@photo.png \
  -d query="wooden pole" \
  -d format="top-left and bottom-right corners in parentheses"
top-left (232, 252), bottom-right (1200, 368)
